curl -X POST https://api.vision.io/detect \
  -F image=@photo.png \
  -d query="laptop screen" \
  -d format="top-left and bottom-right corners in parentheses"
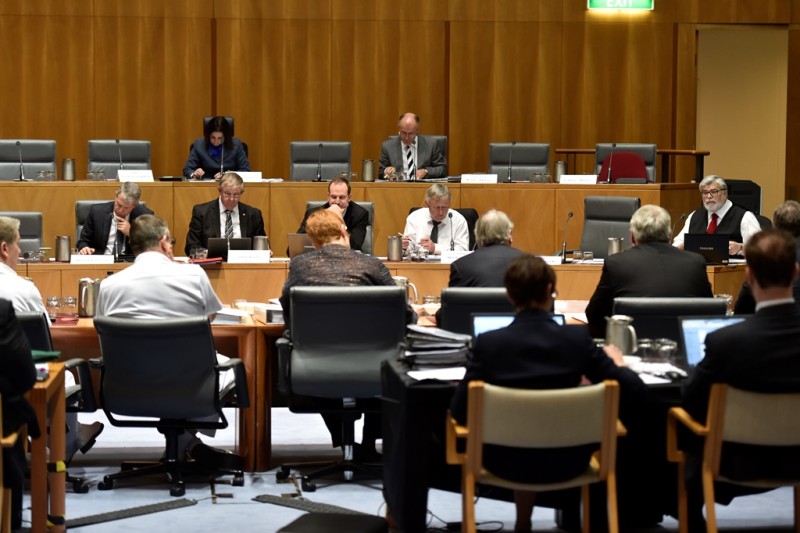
top-left (684, 233), bottom-right (731, 264)
top-left (678, 315), bottom-right (747, 367)
top-left (206, 237), bottom-right (251, 261)
top-left (287, 233), bottom-right (315, 258)
top-left (471, 312), bottom-right (564, 338)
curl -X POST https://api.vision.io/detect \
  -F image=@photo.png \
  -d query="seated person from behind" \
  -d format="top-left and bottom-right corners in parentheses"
top-left (585, 204), bottom-right (712, 338)
top-left (451, 254), bottom-right (647, 533)
top-left (402, 184), bottom-right (469, 256)
top-left (295, 176), bottom-right (369, 252)
top-left (184, 172), bottom-right (266, 256)
top-left (449, 209), bottom-right (523, 287)
top-left (379, 112), bottom-right (447, 180)
top-left (184, 115), bottom-right (250, 180)
top-left (77, 181), bottom-right (154, 256)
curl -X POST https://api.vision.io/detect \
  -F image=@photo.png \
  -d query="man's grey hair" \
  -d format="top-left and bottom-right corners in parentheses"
top-left (219, 172), bottom-right (244, 191)
top-left (425, 184), bottom-right (450, 202)
top-left (774, 200), bottom-right (800, 237)
top-left (698, 175), bottom-right (727, 192)
top-left (0, 216), bottom-right (20, 246)
top-left (475, 210), bottom-right (513, 248)
top-left (630, 204), bottom-right (672, 243)
top-left (129, 215), bottom-right (170, 255)
top-left (116, 181), bottom-right (142, 204)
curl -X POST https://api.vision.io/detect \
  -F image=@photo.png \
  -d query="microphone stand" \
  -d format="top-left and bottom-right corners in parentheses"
top-left (16, 141), bottom-right (26, 182)
top-left (448, 212), bottom-right (454, 251)
top-left (220, 145), bottom-right (225, 176)
top-left (507, 141), bottom-right (516, 183)
top-left (606, 142), bottom-right (617, 183)
top-left (315, 143), bottom-right (323, 182)
top-left (116, 139), bottom-right (124, 171)
top-left (560, 211), bottom-right (574, 264)
top-left (671, 213), bottom-right (687, 242)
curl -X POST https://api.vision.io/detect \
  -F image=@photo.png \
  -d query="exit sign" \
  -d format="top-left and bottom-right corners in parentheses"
top-left (588, 0), bottom-right (654, 9)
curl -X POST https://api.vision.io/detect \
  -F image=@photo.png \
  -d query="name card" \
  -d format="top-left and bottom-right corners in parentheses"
top-left (461, 174), bottom-right (498, 184)
top-left (539, 255), bottom-right (564, 265)
top-left (71, 254), bottom-right (115, 264)
top-left (236, 171), bottom-right (263, 182)
top-left (118, 169), bottom-right (154, 182)
top-left (227, 250), bottom-right (271, 264)
top-left (440, 250), bottom-right (472, 264)
top-left (559, 174), bottom-right (597, 185)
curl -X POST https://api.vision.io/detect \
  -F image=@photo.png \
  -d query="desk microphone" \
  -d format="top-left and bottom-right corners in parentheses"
top-left (560, 211), bottom-right (574, 263)
top-left (506, 141), bottom-right (517, 183)
top-left (671, 213), bottom-right (687, 242)
top-left (220, 145), bottom-right (225, 176)
top-left (111, 211), bottom-right (119, 261)
top-left (315, 143), bottom-right (324, 182)
top-left (116, 139), bottom-right (124, 170)
top-left (16, 141), bottom-right (26, 181)
top-left (448, 212), bottom-right (454, 251)
top-left (605, 143), bottom-right (617, 183)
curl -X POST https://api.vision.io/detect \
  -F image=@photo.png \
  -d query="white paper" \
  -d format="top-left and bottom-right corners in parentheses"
top-left (559, 174), bottom-right (597, 184)
top-left (461, 174), bottom-right (498, 184)
top-left (539, 255), bottom-right (563, 265)
top-left (407, 366), bottom-right (466, 381)
top-left (440, 250), bottom-right (472, 264)
top-left (117, 169), bottom-right (154, 182)
top-left (70, 254), bottom-right (114, 264)
top-left (236, 171), bottom-right (263, 182)
top-left (227, 250), bottom-right (271, 263)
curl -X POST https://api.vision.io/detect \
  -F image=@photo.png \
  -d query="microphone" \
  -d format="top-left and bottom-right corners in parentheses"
top-left (111, 211), bottom-right (119, 261)
top-left (506, 141), bottom-right (517, 183)
top-left (315, 143), bottom-right (324, 182)
top-left (448, 212), bottom-right (454, 251)
top-left (220, 144), bottom-right (225, 176)
top-left (16, 141), bottom-right (25, 181)
top-left (605, 142), bottom-right (617, 183)
top-left (560, 211), bottom-right (574, 263)
top-left (671, 213), bottom-right (687, 242)
top-left (116, 139), bottom-right (124, 170)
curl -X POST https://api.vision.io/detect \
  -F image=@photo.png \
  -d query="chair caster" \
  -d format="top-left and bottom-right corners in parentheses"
top-left (301, 478), bottom-right (316, 492)
top-left (72, 479), bottom-right (90, 493)
top-left (98, 478), bottom-right (114, 491)
top-left (276, 468), bottom-right (290, 481)
top-left (232, 473), bottom-right (244, 486)
top-left (170, 482), bottom-right (186, 497)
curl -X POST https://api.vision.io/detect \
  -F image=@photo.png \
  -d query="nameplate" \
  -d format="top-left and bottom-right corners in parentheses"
top-left (118, 169), bottom-right (154, 182)
top-left (236, 171), bottom-right (263, 182)
top-left (440, 250), bottom-right (472, 264)
top-left (71, 254), bottom-right (115, 264)
top-left (559, 174), bottom-right (597, 184)
top-left (461, 174), bottom-right (498, 184)
top-left (227, 250), bottom-right (271, 264)
top-left (539, 255), bottom-right (564, 265)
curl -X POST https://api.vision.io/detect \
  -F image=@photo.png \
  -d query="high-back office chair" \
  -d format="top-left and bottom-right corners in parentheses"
top-left (0, 211), bottom-right (42, 254)
top-left (74, 200), bottom-right (147, 242)
top-left (307, 201), bottom-right (375, 255)
top-left (612, 297), bottom-right (727, 342)
top-left (198, 116), bottom-right (248, 156)
top-left (597, 152), bottom-right (649, 184)
top-left (579, 196), bottom-right (641, 259)
top-left (0, 140), bottom-right (56, 181)
top-left (87, 140), bottom-right (151, 180)
top-left (489, 142), bottom-right (550, 182)
top-left (276, 286), bottom-right (406, 491)
top-left (439, 287), bottom-right (514, 335)
top-left (595, 143), bottom-right (657, 183)
top-left (290, 142), bottom-right (351, 181)
top-left (93, 316), bottom-right (250, 496)
top-left (447, 380), bottom-right (626, 533)
top-left (408, 207), bottom-right (479, 251)
top-left (667, 384), bottom-right (800, 533)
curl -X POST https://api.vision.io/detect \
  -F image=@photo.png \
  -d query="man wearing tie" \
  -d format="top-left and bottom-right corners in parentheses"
top-left (402, 184), bottom-right (469, 255)
top-left (76, 181), bottom-right (153, 256)
top-left (184, 172), bottom-right (266, 256)
top-left (671, 175), bottom-right (761, 256)
top-left (379, 112), bottom-right (447, 180)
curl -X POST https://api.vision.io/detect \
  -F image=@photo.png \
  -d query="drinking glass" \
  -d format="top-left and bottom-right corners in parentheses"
top-left (714, 293), bottom-right (734, 316)
top-left (655, 338), bottom-right (679, 365)
top-left (46, 296), bottom-right (60, 320)
top-left (62, 296), bottom-right (77, 317)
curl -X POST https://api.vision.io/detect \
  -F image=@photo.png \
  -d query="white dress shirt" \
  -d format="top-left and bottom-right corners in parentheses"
top-left (672, 199), bottom-right (761, 254)
top-left (403, 208), bottom-right (469, 254)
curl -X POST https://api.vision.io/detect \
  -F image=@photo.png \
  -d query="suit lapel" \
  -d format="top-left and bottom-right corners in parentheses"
top-left (238, 204), bottom-right (248, 237)
top-left (210, 201), bottom-right (222, 239)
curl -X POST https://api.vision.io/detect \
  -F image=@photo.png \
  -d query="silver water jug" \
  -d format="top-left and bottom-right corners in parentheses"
top-left (608, 237), bottom-right (624, 256)
top-left (253, 236), bottom-right (270, 251)
top-left (62, 158), bottom-right (75, 181)
top-left (78, 278), bottom-right (101, 317)
top-left (362, 159), bottom-right (375, 182)
top-left (387, 236), bottom-right (403, 261)
top-left (392, 275), bottom-right (419, 305)
top-left (55, 235), bottom-right (71, 262)
top-left (554, 160), bottom-right (566, 183)
top-left (605, 315), bottom-right (638, 354)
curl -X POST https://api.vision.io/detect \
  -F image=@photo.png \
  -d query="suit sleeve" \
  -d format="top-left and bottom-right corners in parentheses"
top-left (253, 210), bottom-right (266, 237)
top-left (183, 142), bottom-right (202, 178)
top-left (234, 141), bottom-right (250, 172)
top-left (585, 264), bottom-right (614, 338)
top-left (185, 205), bottom-right (205, 255)
top-left (378, 141), bottom-right (392, 178)
top-left (448, 262), bottom-right (463, 287)
top-left (77, 210), bottom-right (97, 251)
top-left (424, 142), bottom-right (447, 179)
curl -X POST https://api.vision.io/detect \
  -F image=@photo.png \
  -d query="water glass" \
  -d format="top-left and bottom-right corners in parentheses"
top-left (46, 296), bottom-right (60, 319)
top-left (655, 338), bottom-right (679, 364)
top-left (635, 338), bottom-right (656, 360)
top-left (62, 296), bottom-right (77, 317)
top-left (714, 293), bottom-right (734, 316)
top-left (582, 251), bottom-right (594, 261)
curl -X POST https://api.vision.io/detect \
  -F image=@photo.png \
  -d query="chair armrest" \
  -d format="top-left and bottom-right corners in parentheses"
top-left (276, 337), bottom-right (292, 396)
top-left (217, 357), bottom-right (250, 409)
top-left (89, 358), bottom-right (104, 369)
top-left (1, 431), bottom-right (19, 448)
top-left (666, 406), bottom-right (708, 463)
top-left (445, 411), bottom-right (468, 466)
top-left (616, 419), bottom-right (627, 437)
top-left (64, 358), bottom-right (97, 412)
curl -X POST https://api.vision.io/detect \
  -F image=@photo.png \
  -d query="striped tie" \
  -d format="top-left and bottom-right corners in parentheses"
top-left (405, 144), bottom-right (415, 180)
top-left (225, 210), bottom-right (233, 239)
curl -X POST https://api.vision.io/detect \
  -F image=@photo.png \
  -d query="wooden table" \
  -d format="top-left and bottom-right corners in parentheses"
top-left (29, 362), bottom-right (66, 533)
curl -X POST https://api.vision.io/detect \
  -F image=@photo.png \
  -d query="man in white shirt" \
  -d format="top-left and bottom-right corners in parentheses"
top-left (402, 184), bottom-right (469, 255)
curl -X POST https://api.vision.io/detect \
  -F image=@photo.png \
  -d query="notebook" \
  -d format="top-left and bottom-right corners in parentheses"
top-left (206, 237), bottom-right (251, 261)
top-left (684, 233), bottom-right (731, 264)
top-left (471, 312), bottom-right (564, 338)
top-left (678, 315), bottom-right (748, 368)
top-left (287, 233), bottom-right (315, 258)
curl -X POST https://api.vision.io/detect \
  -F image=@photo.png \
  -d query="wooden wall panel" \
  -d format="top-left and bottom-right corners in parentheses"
top-left (784, 29), bottom-right (800, 201)
top-left (676, 0), bottom-right (791, 24)
top-left (332, 0), bottom-right (448, 21)
top-left (215, 0), bottom-right (332, 20)
top-left (449, 0), bottom-right (558, 22)
top-left (674, 24), bottom-right (700, 182)
top-left (93, 0), bottom-right (212, 18)
top-left (0, 1), bottom-right (92, 16)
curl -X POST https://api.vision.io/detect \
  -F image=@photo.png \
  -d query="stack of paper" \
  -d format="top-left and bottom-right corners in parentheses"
top-left (211, 307), bottom-right (249, 325)
top-left (405, 325), bottom-right (472, 366)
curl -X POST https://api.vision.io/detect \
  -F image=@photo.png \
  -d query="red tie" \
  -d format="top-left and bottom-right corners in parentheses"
top-left (707, 213), bottom-right (718, 234)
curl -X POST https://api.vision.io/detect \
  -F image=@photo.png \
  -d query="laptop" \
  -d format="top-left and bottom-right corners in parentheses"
top-left (287, 233), bottom-right (315, 258)
top-left (471, 312), bottom-right (565, 338)
top-left (206, 237), bottom-right (252, 261)
top-left (677, 315), bottom-right (748, 368)
top-left (684, 233), bottom-right (731, 264)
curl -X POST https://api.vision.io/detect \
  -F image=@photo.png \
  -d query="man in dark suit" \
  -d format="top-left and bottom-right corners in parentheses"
top-left (184, 172), bottom-right (266, 256)
top-left (76, 181), bottom-right (154, 256)
top-left (295, 176), bottom-right (370, 252)
top-left (585, 204), bottom-right (713, 337)
top-left (681, 228), bottom-right (800, 530)
top-left (448, 209), bottom-right (523, 287)
top-left (379, 112), bottom-right (447, 180)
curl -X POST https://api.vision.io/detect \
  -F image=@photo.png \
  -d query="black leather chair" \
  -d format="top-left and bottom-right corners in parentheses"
top-left (0, 211), bottom-right (42, 254)
top-left (438, 287), bottom-right (514, 335)
top-left (612, 297), bottom-right (727, 342)
top-left (408, 207), bottom-right (479, 251)
top-left (87, 140), bottom-right (151, 180)
top-left (489, 142), bottom-right (550, 182)
top-left (307, 201), bottom-right (375, 255)
top-left (276, 286), bottom-right (406, 491)
top-left (290, 142), bottom-right (351, 181)
top-left (595, 143), bottom-right (657, 183)
top-left (579, 196), bottom-right (641, 259)
top-left (0, 140), bottom-right (56, 181)
top-left (93, 316), bottom-right (250, 496)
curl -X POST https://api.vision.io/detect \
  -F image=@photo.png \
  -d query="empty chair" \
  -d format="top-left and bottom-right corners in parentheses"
top-left (307, 201), bottom-right (375, 255)
top-left (597, 152), bottom-right (648, 184)
top-left (579, 196), bottom-right (641, 259)
top-left (613, 297), bottom-right (727, 342)
top-left (290, 142), bottom-right (351, 181)
top-left (0, 211), bottom-right (42, 254)
top-left (0, 140), bottom-right (56, 181)
top-left (489, 142), bottom-right (550, 182)
top-left (88, 140), bottom-right (151, 180)
top-left (439, 287), bottom-right (514, 335)
top-left (595, 143), bottom-right (657, 183)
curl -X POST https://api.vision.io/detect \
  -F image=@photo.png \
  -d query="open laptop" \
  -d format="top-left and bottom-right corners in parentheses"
top-left (677, 315), bottom-right (748, 368)
top-left (287, 233), bottom-right (315, 258)
top-left (684, 233), bottom-right (731, 264)
top-left (206, 237), bottom-right (251, 261)
top-left (471, 312), bottom-right (565, 338)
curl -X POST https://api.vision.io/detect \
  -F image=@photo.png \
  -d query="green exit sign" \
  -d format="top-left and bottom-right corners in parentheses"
top-left (588, 0), bottom-right (654, 9)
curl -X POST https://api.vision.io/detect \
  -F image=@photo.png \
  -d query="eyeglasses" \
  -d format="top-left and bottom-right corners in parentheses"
top-left (221, 191), bottom-right (242, 199)
top-left (701, 188), bottom-right (726, 197)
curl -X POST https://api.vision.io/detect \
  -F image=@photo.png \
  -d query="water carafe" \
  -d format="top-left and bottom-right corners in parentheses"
top-left (392, 276), bottom-right (419, 305)
top-left (605, 315), bottom-right (637, 354)
top-left (78, 278), bottom-right (101, 317)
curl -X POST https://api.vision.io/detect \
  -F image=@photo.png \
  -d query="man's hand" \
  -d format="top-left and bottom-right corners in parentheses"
top-left (191, 168), bottom-right (205, 179)
top-left (603, 344), bottom-right (625, 366)
top-left (415, 169), bottom-right (429, 179)
top-left (418, 237), bottom-right (436, 253)
top-left (327, 204), bottom-right (344, 217)
top-left (115, 216), bottom-right (131, 236)
top-left (77, 247), bottom-right (95, 255)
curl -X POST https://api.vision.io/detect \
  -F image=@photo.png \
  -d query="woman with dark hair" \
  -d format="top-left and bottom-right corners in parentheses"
top-left (183, 116), bottom-right (250, 180)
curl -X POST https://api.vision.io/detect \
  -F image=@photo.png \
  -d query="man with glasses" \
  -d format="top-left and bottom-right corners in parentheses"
top-left (672, 175), bottom-right (761, 256)
top-left (77, 181), bottom-right (154, 256)
top-left (379, 112), bottom-right (447, 180)
top-left (184, 171), bottom-right (266, 256)
top-left (402, 184), bottom-right (468, 255)
top-left (295, 176), bottom-right (370, 251)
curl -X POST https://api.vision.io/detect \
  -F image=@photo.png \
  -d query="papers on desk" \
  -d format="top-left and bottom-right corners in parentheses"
top-left (211, 307), bottom-right (249, 324)
top-left (627, 360), bottom-right (687, 384)
top-left (405, 325), bottom-right (471, 365)
top-left (408, 366), bottom-right (466, 381)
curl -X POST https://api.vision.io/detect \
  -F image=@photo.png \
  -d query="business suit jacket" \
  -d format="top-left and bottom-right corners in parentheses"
top-left (77, 201), bottom-right (154, 255)
top-left (184, 199), bottom-right (266, 255)
top-left (734, 236), bottom-right (800, 314)
top-left (379, 135), bottom-right (447, 179)
top-left (183, 138), bottom-right (250, 179)
top-left (450, 309), bottom-right (647, 483)
top-left (448, 244), bottom-right (524, 287)
top-left (296, 201), bottom-right (370, 252)
top-left (585, 241), bottom-right (713, 338)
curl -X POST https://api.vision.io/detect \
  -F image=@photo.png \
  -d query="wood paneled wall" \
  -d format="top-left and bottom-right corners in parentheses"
top-left (0, 0), bottom-right (797, 197)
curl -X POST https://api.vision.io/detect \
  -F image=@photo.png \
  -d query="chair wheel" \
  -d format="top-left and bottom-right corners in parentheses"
top-left (276, 469), bottom-right (290, 481)
top-left (301, 478), bottom-right (316, 492)
top-left (232, 474), bottom-right (244, 486)
top-left (73, 480), bottom-right (90, 493)
top-left (97, 478), bottom-right (113, 491)
top-left (170, 482), bottom-right (186, 497)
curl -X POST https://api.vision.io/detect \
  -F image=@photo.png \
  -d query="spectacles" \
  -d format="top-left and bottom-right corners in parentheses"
top-left (701, 188), bottom-right (726, 197)
top-left (221, 191), bottom-right (242, 199)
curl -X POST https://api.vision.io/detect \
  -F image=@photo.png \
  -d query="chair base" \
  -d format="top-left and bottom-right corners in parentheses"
top-left (277, 445), bottom-right (382, 492)
top-left (98, 457), bottom-right (245, 497)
